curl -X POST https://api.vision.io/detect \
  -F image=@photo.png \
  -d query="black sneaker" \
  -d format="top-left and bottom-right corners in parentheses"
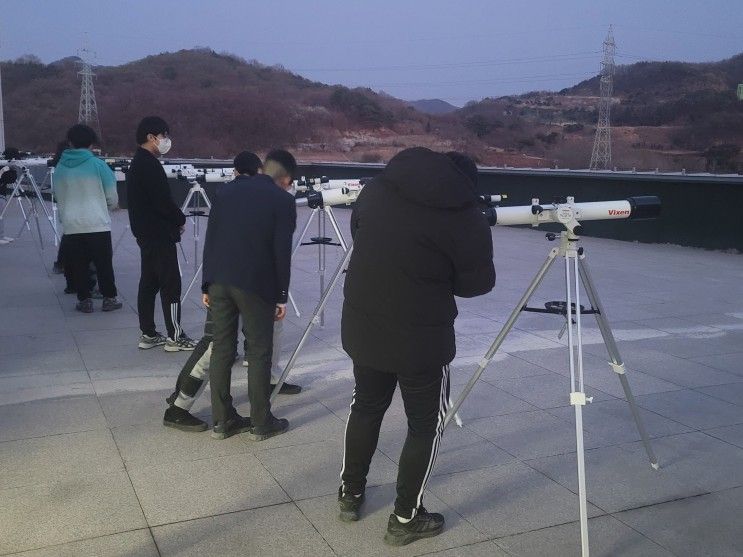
top-left (164, 335), bottom-right (197, 352)
top-left (211, 413), bottom-right (252, 440)
top-left (163, 405), bottom-right (208, 432)
top-left (271, 382), bottom-right (302, 395)
top-left (338, 486), bottom-right (365, 522)
top-left (75, 299), bottom-right (94, 313)
top-left (247, 416), bottom-right (289, 441)
top-left (138, 332), bottom-right (167, 349)
top-left (102, 297), bottom-right (123, 312)
top-left (383, 507), bottom-right (445, 547)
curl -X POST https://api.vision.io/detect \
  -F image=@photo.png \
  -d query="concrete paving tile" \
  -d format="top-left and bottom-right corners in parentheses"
top-left (98, 389), bottom-right (175, 428)
top-left (72, 326), bottom-right (147, 348)
top-left (0, 394), bottom-right (107, 442)
top-left (428, 461), bottom-right (603, 538)
top-left (376, 424), bottom-right (515, 477)
top-left (690, 351), bottom-right (743, 376)
top-left (546, 399), bottom-right (693, 446)
top-left (0, 332), bottom-right (74, 356)
top-left (296, 483), bottom-right (486, 557)
top-left (485, 372), bottom-right (615, 410)
top-left (584, 369), bottom-right (684, 398)
top-left (0, 471), bottom-right (146, 555)
top-left (477, 353), bottom-right (558, 381)
top-left (8, 530), bottom-right (159, 557)
top-left (612, 349), bottom-right (743, 388)
top-left (0, 306), bottom-right (68, 336)
top-left (111, 422), bottom-right (251, 468)
top-left (526, 432), bottom-right (743, 513)
top-left (468, 409), bottom-right (603, 459)
top-left (80, 342), bottom-right (191, 371)
top-left (0, 371), bottom-right (93, 406)
top-left (0, 429), bottom-right (123, 490)
top-left (495, 514), bottom-right (674, 557)
top-left (421, 541), bottom-right (509, 557)
top-left (0, 349), bottom-right (86, 377)
top-left (256, 439), bottom-right (398, 500)
top-left (151, 502), bottom-right (334, 557)
top-left (696, 382), bottom-right (743, 406)
top-left (704, 423), bottom-right (743, 450)
top-left (615, 487), bottom-right (743, 557)
top-left (127, 453), bottom-right (289, 526)
top-left (449, 380), bottom-right (539, 420)
top-left (635, 389), bottom-right (743, 430)
top-left (628, 331), bottom-right (743, 359)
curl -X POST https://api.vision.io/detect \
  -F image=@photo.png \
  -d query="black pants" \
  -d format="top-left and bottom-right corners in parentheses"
top-left (59, 235), bottom-right (97, 292)
top-left (208, 284), bottom-right (275, 426)
top-left (64, 231), bottom-right (117, 302)
top-left (341, 363), bottom-right (451, 519)
top-left (137, 239), bottom-right (182, 339)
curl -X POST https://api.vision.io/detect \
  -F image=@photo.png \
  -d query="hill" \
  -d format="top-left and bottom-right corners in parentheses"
top-left (1, 49), bottom-right (741, 171)
top-left (457, 53), bottom-right (743, 171)
top-left (408, 99), bottom-right (459, 115)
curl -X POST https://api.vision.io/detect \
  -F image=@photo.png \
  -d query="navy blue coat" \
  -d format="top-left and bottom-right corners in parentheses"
top-left (202, 174), bottom-right (296, 304)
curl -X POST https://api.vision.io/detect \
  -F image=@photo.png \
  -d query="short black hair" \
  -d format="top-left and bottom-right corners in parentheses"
top-left (136, 116), bottom-right (170, 145)
top-left (233, 151), bottom-right (262, 176)
top-left (66, 124), bottom-right (98, 149)
top-left (445, 151), bottom-right (478, 187)
top-left (265, 149), bottom-right (298, 180)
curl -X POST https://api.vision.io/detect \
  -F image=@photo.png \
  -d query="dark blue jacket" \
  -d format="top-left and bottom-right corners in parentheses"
top-left (202, 174), bottom-right (296, 304)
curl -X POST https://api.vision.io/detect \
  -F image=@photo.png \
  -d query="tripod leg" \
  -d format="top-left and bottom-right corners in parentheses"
top-left (287, 291), bottom-right (300, 318)
top-left (443, 246), bottom-right (560, 428)
top-left (16, 197), bottom-right (32, 236)
top-left (28, 174), bottom-right (58, 244)
top-left (270, 245), bottom-right (354, 403)
top-left (566, 250), bottom-right (590, 557)
top-left (182, 262), bottom-right (203, 301)
top-left (578, 256), bottom-right (659, 469)
top-left (31, 199), bottom-right (45, 250)
top-left (292, 208), bottom-right (317, 257)
top-left (325, 206), bottom-right (349, 252)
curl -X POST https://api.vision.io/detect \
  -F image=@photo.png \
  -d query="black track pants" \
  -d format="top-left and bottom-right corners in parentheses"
top-left (340, 363), bottom-right (451, 519)
top-left (137, 239), bottom-right (182, 339)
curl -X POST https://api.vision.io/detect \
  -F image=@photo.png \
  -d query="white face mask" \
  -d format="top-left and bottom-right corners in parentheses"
top-left (156, 136), bottom-right (172, 155)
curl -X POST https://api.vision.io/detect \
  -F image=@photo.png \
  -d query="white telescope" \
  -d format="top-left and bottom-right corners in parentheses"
top-left (295, 184), bottom-right (363, 208)
top-left (484, 196), bottom-right (660, 233)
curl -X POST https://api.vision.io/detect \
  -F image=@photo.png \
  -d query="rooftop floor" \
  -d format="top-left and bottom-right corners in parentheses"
top-left (1, 207), bottom-right (743, 556)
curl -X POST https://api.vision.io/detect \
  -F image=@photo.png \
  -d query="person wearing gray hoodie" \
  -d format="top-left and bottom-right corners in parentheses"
top-left (54, 124), bottom-right (122, 313)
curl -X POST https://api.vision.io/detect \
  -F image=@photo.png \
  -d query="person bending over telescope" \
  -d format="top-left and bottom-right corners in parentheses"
top-left (163, 151), bottom-right (301, 433)
top-left (198, 149), bottom-right (297, 440)
top-left (339, 147), bottom-right (495, 546)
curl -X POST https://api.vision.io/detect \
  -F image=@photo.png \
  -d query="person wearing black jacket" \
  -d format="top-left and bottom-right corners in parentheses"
top-left (201, 149), bottom-right (297, 440)
top-left (338, 148), bottom-right (495, 546)
top-left (126, 116), bottom-right (195, 352)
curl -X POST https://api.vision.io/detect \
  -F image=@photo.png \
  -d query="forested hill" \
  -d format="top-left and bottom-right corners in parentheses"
top-left (3, 49), bottom-right (742, 171)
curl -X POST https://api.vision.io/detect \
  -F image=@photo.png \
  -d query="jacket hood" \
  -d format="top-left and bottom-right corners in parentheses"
top-left (59, 148), bottom-right (95, 168)
top-left (378, 147), bottom-right (478, 210)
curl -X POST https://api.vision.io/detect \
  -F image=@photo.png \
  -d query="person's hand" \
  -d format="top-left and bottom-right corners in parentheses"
top-left (202, 293), bottom-right (210, 308)
top-left (275, 304), bottom-right (286, 321)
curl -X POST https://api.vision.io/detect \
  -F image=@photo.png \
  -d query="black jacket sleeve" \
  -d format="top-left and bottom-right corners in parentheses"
top-left (148, 160), bottom-right (186, 227)
top-left (201, 202), bottom-right (218, 293)
top-left (273, 193), bottom-right (297, 304)
top-left (450, 207), bottom-right (496, 298)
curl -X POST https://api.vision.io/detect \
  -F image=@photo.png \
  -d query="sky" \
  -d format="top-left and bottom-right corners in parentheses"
top-left (3, 0), bottom-right (741, 106)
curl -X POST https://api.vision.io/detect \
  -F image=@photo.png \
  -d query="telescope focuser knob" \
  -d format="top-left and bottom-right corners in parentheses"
top-left (546, 232), bottom-right (557, 241)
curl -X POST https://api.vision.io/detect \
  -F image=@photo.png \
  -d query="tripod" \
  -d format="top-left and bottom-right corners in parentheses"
top-left (180, 178), bottom-right (211, 300)
top-left (443, 230), bottom-right (659, 557)
top-left (291, 203), bottom-right (349, 323)
top-left (0, 167), bottom-right (59, 249)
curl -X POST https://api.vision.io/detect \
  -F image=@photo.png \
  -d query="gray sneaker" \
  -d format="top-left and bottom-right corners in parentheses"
top-left (75, 299), bottom-right (94, 313)
top-left (102, 297), bottom-right (123, 312)
top-left (164, 335), bottom-right (196, 352)
top-left (138, 333), bottom-right (167, 349)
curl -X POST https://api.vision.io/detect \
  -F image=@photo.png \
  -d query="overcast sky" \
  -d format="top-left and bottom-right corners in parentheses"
top-left (3, 0), bottom-right (741, 106)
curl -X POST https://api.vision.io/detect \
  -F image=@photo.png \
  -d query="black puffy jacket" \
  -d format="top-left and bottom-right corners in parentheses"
top-left (341, 147), bottom-right (496, 373)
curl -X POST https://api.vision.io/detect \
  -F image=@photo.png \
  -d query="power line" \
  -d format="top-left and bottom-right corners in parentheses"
top-left (371, 72), bottom-right (597, 88)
